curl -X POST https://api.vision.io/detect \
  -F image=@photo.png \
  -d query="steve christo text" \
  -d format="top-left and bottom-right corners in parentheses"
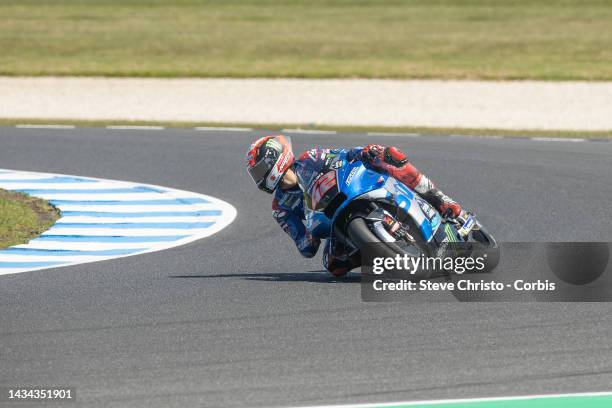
top-left (372, 279), bottom-right (556, 292)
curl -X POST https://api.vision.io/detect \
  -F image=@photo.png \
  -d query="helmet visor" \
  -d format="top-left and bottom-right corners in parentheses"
top-left (247, 159), bottom-right (271, 187)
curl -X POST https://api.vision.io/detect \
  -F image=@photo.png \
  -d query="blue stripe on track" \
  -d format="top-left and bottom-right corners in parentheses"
top-left (61, 210), bottom-right (222, 217)
top-left (49, 198), bottom-right (209, 205)
top-left (33, 235), bottom-right (188, 242)
top-left (0, 248), bottom-right (143, 256)
top-left (0, 261), bottom-right (67, 268)
top-left (0, 176), bottom-right (95, 184)
top-left (16, 187), bottom-right (166, 194)
top-left (51, 222), bottom-right (214, 229)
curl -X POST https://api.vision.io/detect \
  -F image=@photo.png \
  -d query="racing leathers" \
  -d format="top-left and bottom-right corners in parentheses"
top-left (272, 145), bottom-right (461, 276)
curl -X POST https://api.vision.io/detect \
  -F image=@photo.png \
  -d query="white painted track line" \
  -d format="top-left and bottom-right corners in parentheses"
top-left (7, 123), bottom-right (607, 143)
top-left (195, 126), bottom-right (253, 131)
top-left (106, 125), bottom-right (164, 130)
top-left (367, 132), bottom-right (420, 137)
top-left (282, 129), bottom-right (338, 134)
top-left (7, 124), bottom-right (606, 143)
top-left (450, 134), bottom-right (478, 138)
top-left (531, 137), bottom-right (586, 142)
top-left (16, 124), bottom-right (75, 129)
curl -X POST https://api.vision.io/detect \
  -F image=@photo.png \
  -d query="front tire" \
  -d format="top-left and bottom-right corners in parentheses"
top-left (469, 226), bottom-right (500, 273)
top-left (346, 217), bottom-right (431, 279)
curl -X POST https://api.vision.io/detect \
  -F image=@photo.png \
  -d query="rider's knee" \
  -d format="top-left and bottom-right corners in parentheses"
top-left (329, 266), bottom-right (350, 277)
top-left (299, 248), bottom-right (317, 258)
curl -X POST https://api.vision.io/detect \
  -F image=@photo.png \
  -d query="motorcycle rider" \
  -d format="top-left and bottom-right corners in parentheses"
top-left (246, 135), bottom-right (462, 277)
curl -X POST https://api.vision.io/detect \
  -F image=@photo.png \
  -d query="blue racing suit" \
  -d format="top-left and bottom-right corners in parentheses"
top-left (272, 147), bottom-right (363, 276)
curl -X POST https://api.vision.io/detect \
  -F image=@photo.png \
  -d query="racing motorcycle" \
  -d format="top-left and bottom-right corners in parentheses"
top-left (302, 149), bottom-right (498, 279)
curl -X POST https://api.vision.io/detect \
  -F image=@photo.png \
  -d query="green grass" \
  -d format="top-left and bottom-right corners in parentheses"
top-left (2, 118), bottom-right (612, 139)
top-left (0, 189), bottom-right (60, 249)
top-left (1, 0), bottom-right (611, 80)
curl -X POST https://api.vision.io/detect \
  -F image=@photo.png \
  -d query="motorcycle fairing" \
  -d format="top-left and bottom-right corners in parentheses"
top-left (303, 150), bottom-right (442, 242)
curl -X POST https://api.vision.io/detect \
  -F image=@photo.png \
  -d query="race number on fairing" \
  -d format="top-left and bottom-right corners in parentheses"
top-left (310, 170), bottom-right (337, 209)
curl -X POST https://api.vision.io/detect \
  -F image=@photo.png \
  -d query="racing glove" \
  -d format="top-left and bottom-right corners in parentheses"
top-left (361, 144), bottom-right (385, 164)
top-left (361, 144), bottom-right (408, 168)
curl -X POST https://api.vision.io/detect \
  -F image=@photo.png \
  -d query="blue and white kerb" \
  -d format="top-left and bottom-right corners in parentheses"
top-left (0, 169), bottom-right (237, 275)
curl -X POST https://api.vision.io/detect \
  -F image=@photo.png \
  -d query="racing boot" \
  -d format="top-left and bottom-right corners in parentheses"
top-left (418, 185), bottom-right (462, 219)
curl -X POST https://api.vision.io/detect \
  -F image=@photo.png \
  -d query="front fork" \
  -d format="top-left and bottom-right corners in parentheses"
top-left (363, 206), bottom-right (415, 244)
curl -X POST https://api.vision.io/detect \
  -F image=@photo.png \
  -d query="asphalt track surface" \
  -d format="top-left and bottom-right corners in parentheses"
top-left (1, 127), bottom-right (612, 408)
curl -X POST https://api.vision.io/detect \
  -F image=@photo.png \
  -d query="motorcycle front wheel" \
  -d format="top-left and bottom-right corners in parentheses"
top-left (346, 217), bottom-right (433, 279)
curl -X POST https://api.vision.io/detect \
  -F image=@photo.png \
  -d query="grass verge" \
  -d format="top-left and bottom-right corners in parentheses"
top-left (1, 0), bottom-right (611, 80)
top-left (2, 118), bottom-right (612, 139)
top-left (0, 189), bottom-right (60, 249)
